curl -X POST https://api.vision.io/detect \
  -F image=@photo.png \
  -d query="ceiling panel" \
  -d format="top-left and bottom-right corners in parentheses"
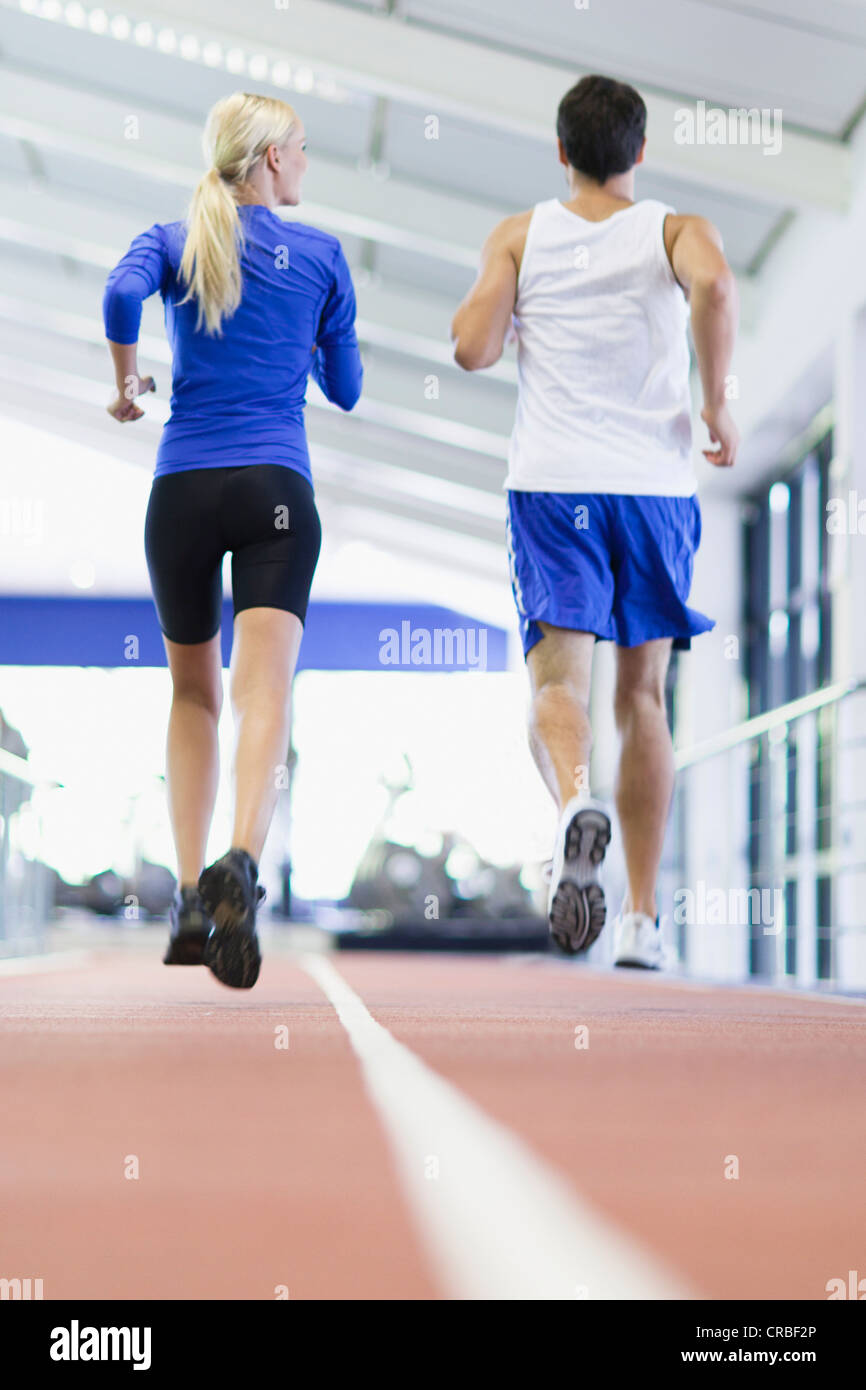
top-left (402, 0), bottom-right (866, 135)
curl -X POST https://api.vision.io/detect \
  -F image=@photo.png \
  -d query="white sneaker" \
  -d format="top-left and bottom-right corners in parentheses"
top-left (547, 796), bottom-right (611, 955)
top-left (613, 911), bottom-right (665, 969)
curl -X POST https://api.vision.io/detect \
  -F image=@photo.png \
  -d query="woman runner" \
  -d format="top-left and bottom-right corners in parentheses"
top-left (102, 92), bottom-right (362, 988)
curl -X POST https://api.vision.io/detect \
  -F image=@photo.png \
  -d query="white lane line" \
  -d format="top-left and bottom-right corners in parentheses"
top-left (0, 950), bottom-right (92, 977)
top-left (300, 952), bottom-right (695, 1301)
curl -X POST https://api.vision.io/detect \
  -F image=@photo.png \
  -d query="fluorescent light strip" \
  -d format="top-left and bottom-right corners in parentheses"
top-left (15, 0), bottom-right (352, 102)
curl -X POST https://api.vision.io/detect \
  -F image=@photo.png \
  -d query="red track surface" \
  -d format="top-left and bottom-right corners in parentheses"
top-left (2, 946), bottom-right (864, 1300)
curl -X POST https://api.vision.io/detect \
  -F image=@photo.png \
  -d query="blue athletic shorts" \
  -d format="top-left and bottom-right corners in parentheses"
top-left (505, 491), bottom-right (714, 658)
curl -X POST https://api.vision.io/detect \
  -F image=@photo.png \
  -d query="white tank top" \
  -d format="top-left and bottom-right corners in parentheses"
top-left (505, 198), bottom-right (696, 496)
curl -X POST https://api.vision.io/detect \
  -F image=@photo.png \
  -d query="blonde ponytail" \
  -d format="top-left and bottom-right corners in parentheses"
top-left (179, 92), bottom-right (298, 336)
top-left (180, 166), bottom-right (242, 336)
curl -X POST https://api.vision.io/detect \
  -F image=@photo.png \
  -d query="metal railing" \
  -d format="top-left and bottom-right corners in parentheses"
top-left (659, 678), bottom-right (866, 988)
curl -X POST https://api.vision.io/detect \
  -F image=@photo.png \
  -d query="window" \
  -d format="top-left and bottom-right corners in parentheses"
top-left (743, 432), bottom-right (833, 717)
top-left (742, 430), bottom-right (833, 978)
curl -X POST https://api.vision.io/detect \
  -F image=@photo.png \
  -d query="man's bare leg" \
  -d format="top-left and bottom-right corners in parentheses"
top-left (527, 623), bottom-right (610, 953)
top-left (526, 622), bottom-right (596, 809)
top-left (613, 638), bottom-right (675, 919)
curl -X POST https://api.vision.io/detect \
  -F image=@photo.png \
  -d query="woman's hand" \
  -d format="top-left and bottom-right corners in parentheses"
top-left (107, 373), bottom-right (156, 422)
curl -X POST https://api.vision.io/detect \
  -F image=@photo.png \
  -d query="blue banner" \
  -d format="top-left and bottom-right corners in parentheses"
top-left (0, 597), bottom-right (508, 672)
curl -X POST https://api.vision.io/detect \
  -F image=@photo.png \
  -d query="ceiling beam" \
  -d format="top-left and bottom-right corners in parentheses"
top-left (95, 0), bottom-right (852, 212)
top-left (0, 157), bottom-right (758, 338)
top-left (0, 67), bottom-right (500, 269)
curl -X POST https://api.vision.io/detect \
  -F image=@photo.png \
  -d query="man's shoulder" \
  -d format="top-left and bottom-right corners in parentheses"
top-left (662, 212), bottom-right (722, 261)
top-left (664, 212), bottom-right (717, 239)
top-left (486, 208), bottom-right (536, 270)
top-left (503, 207), bottom-right (536, 232)
top-left (489, 207), bottom-right (536, 244)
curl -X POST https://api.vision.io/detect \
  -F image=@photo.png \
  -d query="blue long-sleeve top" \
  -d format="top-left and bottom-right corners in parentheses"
top-left (102, 204), bottom-right (363, 484)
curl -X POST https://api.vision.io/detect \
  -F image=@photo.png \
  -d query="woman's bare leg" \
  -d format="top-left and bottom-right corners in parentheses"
top-left (162, 632), bottom-right (224, 888)
top-left (228, 607), bottom-right (303, 864)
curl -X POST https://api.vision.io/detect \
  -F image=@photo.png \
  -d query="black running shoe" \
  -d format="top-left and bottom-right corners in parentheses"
top-left (198, 848), bottom-right (265, 989)
top-left (163, 885), bottom-right (212, 966)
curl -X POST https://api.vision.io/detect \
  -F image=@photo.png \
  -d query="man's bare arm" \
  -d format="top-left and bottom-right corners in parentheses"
top-left (451, 215), bottom-right (526, 371)
top-left (666, 214), bottom-right (739, 468)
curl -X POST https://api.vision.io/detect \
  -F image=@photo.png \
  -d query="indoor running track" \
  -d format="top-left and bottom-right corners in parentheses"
top-left (1, 944), bottom-right (864, 1301)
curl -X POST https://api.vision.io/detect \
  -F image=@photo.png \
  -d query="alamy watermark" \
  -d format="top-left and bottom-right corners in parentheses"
top-left (49, 1321), bottom-right (151, 1370)
top-left (674, 101), bottom-right (782, 156)
top-left (0, 1276), bottom-right (43, 1299)
top-left (379, 621), bottom-right (487, 670)
top-left (0, 496), bottom-right (43, 543)
top-left (826, 490), bottom-right (866, 534)
top-left (674, 881), bottom-right (783, 935)
top-left (826, 1270), bottom-right (866, 1299)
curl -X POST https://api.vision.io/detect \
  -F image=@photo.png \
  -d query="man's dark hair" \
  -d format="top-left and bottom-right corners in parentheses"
top-left (556, 75), bottom-right (647, 183)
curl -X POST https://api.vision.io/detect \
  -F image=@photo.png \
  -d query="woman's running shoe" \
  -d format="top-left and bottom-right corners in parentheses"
top-left (163, 885), bottom-right (213, 966)
top-left (198, 847), bottom-right (265, 990)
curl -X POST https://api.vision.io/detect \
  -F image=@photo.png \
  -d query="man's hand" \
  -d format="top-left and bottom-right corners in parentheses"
top-left (107, 373), bottom-right (156, 422)
top-left (700, 403), bottom-right (738, 468)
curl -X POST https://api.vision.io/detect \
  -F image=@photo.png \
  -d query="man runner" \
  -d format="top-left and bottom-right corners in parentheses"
top-left (451, 74), bottom-right (738, 968)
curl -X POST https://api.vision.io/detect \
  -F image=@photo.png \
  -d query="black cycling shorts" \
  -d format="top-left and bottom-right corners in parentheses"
top-left (144, 464), bottom-right (322, 644)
